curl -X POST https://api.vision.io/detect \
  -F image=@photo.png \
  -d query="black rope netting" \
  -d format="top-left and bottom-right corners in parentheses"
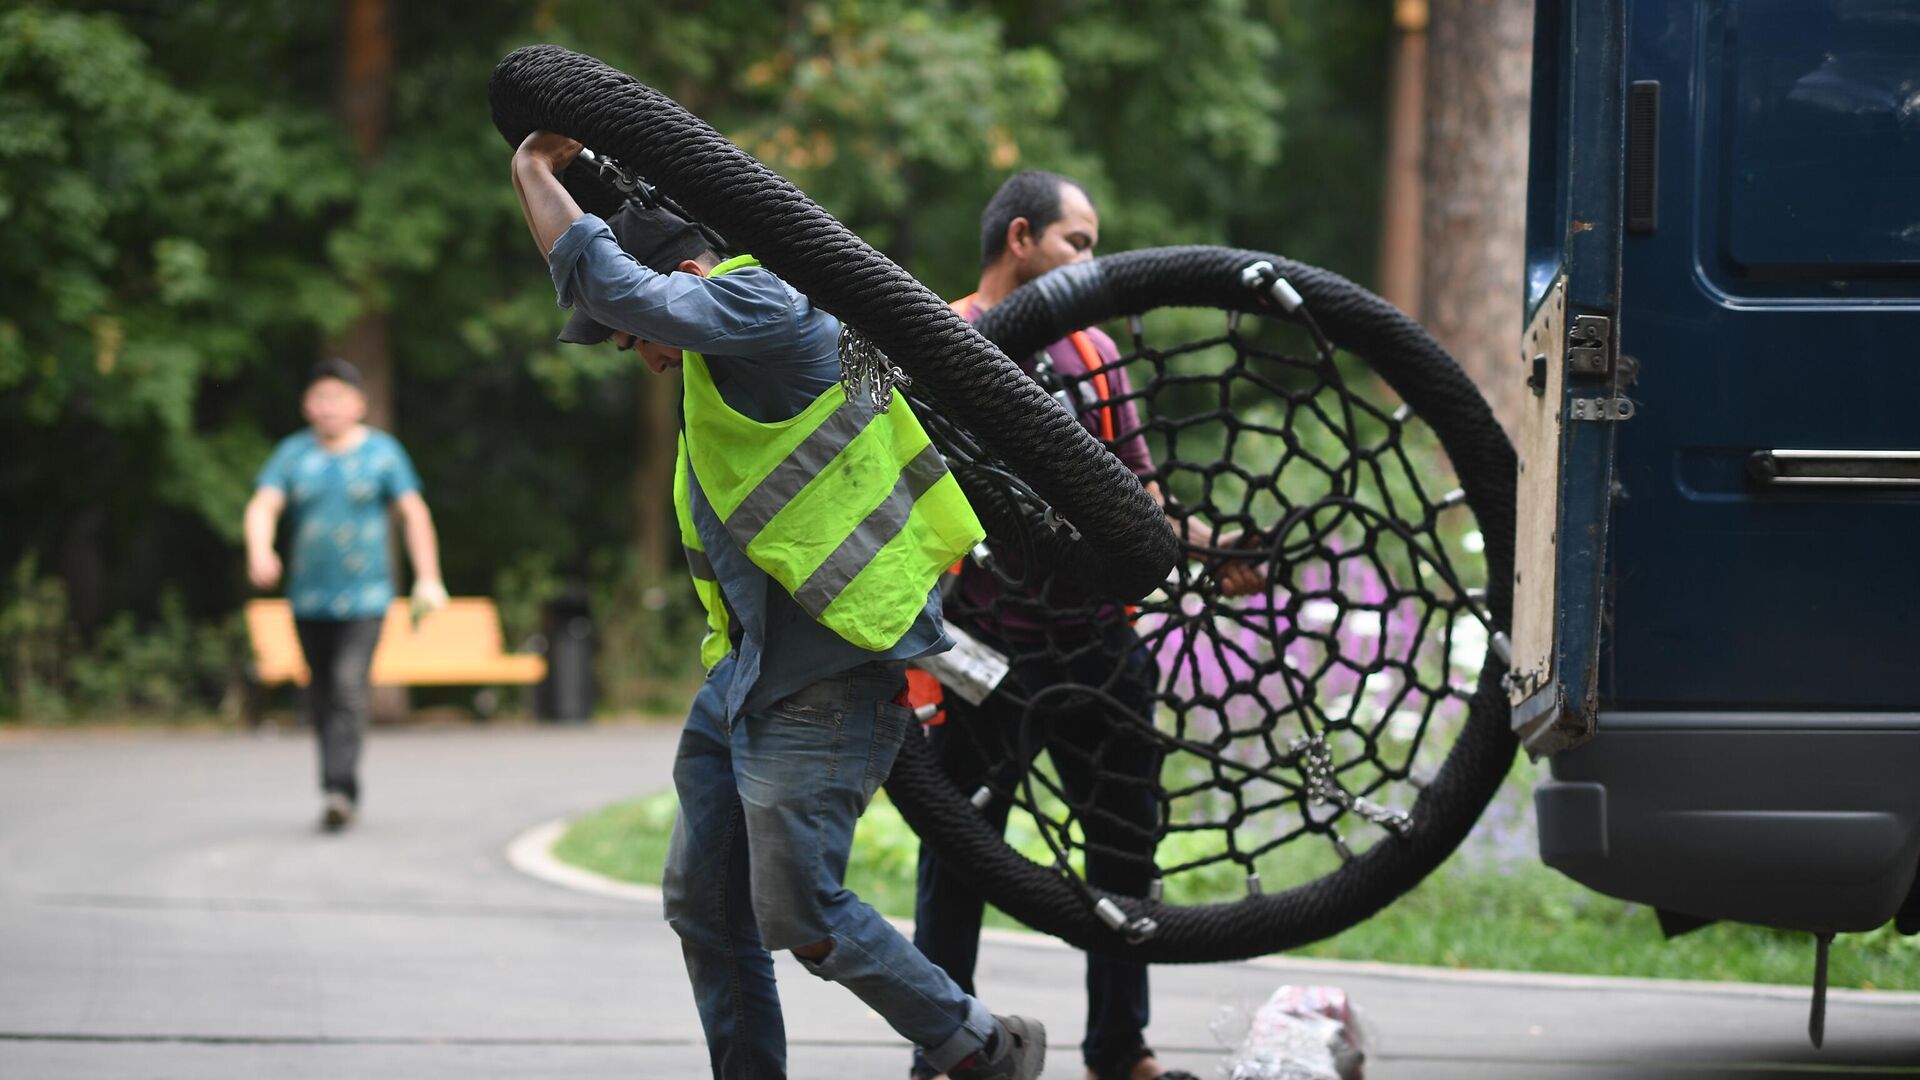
top-left (885, 250), bottom-right (1517, 962)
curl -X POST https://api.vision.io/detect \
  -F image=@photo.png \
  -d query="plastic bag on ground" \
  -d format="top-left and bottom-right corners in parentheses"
top-left (1216, 985), bottom-right (1367, 1080)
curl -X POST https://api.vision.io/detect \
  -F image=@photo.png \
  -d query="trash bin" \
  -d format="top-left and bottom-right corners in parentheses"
top-left (535, 590), bottom-right (594, 723)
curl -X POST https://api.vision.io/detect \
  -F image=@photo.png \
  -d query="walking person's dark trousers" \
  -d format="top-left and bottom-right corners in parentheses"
top-left (294, 617), bottom-right (384, 803)
top-left (913, 619), bottom-right (1163, 1079)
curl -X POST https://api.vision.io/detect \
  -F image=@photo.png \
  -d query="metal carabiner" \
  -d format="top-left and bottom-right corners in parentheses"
top-left (577, 147), bottom-right (649, 201)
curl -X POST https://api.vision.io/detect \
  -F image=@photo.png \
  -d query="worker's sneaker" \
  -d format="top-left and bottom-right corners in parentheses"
top-left (950, 1015), bottom-right (1045, 1080)
top-left (320, 793), bottom-right (356, 833)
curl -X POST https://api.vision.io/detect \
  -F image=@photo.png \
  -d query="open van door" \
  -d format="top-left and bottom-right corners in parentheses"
top-left (1508, 0), bottom-right (1628, 756)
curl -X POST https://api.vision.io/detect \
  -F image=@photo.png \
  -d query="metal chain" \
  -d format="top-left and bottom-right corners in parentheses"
top-left (838, 324), bottom-right (910, 413)
top-left (1290, 733), bottom-right (1413, 835)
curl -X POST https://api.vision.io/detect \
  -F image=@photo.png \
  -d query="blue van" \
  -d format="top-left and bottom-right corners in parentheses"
top-left (1514, 0), bottom-right (1920, 1013)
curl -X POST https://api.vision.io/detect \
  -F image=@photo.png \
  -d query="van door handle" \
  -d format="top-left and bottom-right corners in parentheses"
top-left (1748, 450), bottom-right (1920, 487)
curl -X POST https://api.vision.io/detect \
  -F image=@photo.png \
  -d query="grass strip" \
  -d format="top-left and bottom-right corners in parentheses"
top-left (554, 789), bottom-right (1920, 990)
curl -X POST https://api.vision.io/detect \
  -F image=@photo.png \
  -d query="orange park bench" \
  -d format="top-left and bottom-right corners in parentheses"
top-left (243, 598), bottom-right (546, 722)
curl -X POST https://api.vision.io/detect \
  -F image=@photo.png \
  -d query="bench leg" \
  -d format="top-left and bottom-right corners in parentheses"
top-left (243, 679), bottom-right (268, 733)
top-left (370, 685), bottom-right (409, 725)
top-left (472, 688), bottom-right (500, 720)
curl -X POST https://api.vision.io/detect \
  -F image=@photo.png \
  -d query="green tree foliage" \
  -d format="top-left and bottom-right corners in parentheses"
top-left (0, 0), bottom-right (1386, 717)
top-left (0, 8), bottom-right (348, 542)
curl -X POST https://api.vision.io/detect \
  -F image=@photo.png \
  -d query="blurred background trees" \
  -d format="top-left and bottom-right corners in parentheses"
top-left (1, 0), bottom-right (1435, 719)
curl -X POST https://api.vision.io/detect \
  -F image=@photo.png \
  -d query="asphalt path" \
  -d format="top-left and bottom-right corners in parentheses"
top-left (2, 722), bottom-right (1915, 1078)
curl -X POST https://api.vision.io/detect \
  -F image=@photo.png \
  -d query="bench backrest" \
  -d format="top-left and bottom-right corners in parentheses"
top-left (244, 598), bottom-right (535, 687)
top-left (373, 600), bottom-right (508, 673)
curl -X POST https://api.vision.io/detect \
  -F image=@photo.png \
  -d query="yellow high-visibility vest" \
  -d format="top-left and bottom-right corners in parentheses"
top-left (674, 255), bottom-right (984, 659)
top-left (674, 429), bottom-right (733, 670)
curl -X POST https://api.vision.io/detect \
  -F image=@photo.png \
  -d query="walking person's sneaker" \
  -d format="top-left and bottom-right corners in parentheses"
top-left (320, 792), bottom-right (356, 833)
top-left (950, 1014), bottom-right (1045, 1080)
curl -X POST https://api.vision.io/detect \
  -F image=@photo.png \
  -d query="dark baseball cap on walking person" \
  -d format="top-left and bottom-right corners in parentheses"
top-left (557, 203), bottom-right (720, 346)
top-left (306, 358), bottom-right (365, 391)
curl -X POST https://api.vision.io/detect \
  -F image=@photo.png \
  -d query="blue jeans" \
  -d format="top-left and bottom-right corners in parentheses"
top-left (663, 655), bottom-right (996, 1079)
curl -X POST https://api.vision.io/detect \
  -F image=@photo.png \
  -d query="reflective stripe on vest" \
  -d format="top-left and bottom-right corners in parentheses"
top-left (677, 256), bottom-right (984, 653)
top-left (789, 440), bottom-right (947, 619)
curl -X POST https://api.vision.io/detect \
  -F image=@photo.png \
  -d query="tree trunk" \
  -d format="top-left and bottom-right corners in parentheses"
top-left (634, 371), bottom-right (680, 579)
top-left (1377, 0), bottom-right (1430, 319)
top-left (891, 161), bottom-right (919, 269)
top-left (1419, 0), bottom-right (1533, 439)
top-left (57, 502), bottom-right (108, 635)
top-left (336, 0), bottom-right (406, 722)
top-left (333, 0), bottom-right (395, 431)
top-left (324, 310), bottom-right (392, 429)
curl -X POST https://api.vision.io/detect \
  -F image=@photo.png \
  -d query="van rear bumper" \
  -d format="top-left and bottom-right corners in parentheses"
top-left (1536, 712), bottom-right (1920, 932)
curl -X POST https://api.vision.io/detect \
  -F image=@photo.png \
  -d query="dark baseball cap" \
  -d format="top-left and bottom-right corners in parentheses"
top-left (306, 358), bottom-right (364, 390)
top-left (558, 203), bottom-right (719, 345)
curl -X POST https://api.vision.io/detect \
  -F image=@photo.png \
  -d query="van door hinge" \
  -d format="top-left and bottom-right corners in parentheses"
top-left (1567, 314), bottom-right (1612, 375)
top-left (1568, 396), bottom-right (1635, 422)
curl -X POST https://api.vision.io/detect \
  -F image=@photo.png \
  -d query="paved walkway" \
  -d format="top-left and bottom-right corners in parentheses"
top-left (1, 722), bottom-right (1916, 1078)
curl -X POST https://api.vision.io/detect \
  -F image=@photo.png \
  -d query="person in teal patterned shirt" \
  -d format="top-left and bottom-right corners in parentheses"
top-left (243, 359), bottom-right (446, 832)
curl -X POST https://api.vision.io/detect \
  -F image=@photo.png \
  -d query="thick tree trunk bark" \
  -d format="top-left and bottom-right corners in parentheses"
top-left (1420, 0), bottom-right (1533, 439)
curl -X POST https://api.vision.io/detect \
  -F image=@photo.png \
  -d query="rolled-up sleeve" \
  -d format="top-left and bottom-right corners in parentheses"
top-left (545, 214), bottom-right (605, 307)
top-left (546, 214), bottom-right (797, 357)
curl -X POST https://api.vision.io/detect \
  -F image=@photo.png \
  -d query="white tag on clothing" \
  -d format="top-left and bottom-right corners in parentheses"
top-left (910, 622), bottom-right (1010, 706)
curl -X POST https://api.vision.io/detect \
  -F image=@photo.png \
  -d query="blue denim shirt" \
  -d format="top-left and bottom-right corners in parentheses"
top-left (547, 213), bottom-right (950, 718)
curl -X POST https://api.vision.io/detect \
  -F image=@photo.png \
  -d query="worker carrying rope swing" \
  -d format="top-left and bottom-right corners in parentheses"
top-left (509, 129), bottom-right (1046, 1080)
